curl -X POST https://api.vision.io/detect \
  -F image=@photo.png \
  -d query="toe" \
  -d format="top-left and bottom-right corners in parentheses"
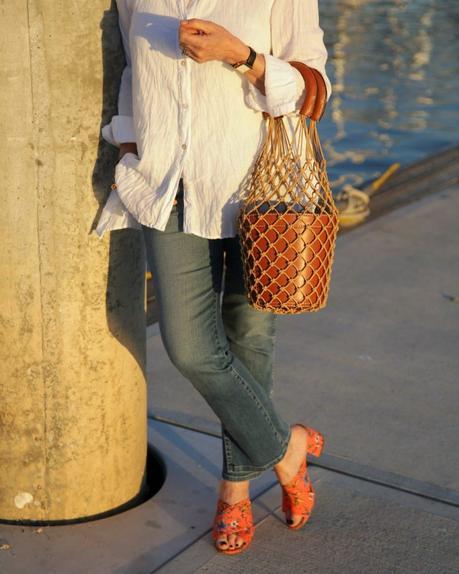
top-left (227, 533), bottom-right (237, 549)
top-left (235, 535), bottom-right (244, 548)
top-left (216, 535), bottom-right (229, 549)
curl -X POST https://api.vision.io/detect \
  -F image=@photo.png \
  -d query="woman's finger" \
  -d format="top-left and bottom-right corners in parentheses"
top-left (181, 18), bottom-right (216, 34)
top-left (179, 18), bottom-right (231, 63)
top-left (181, 36), bottom-right (209, 55)
top-left (179, 32), bottom-right (208, 52)
top-left (179, 21), bottom-right (206, 38)
top-left (183, 48), bottom-right (200, 62)
top-left (182, 45), bottom-right (210, 63)
top-left (180, 30), bottom-right (205, 45)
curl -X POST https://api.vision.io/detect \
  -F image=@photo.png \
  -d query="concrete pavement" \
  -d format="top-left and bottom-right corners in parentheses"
top-left (1, 187), bottom-right (458, 573)
top-left (148, 186), bottom-right (459, 491)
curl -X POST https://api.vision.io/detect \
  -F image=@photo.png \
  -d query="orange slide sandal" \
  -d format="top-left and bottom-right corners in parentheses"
top-left (211, 497), bottom-right (254, 555)
top-left (281, 425), bottom-right (324, 530)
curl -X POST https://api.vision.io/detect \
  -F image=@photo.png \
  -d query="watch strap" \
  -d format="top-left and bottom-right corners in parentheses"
top-left (232, 46), bottom-right (257, 70)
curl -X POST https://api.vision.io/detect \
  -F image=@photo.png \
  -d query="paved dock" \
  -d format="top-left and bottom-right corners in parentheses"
top-left (1, 187), bottom-right (458, 573)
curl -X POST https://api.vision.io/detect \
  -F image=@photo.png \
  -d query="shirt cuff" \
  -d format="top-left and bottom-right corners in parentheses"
top-left (244, 54), bottom-right (304, 117)
top-left (101, 115), bottom-right (136, 148)
top-left (93, 186), bottom-right (142, 238)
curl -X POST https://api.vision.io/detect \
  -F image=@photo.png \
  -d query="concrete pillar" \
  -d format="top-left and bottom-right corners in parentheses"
top-left (0, 1), bottom-right (147, 521)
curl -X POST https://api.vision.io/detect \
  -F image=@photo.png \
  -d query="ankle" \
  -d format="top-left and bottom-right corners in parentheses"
top-left (219, 479), bottom-right (250, 504)
top-left (274, 425), bottom-right (307, 480)
top-left (274, 425), bottom-right (297, 466)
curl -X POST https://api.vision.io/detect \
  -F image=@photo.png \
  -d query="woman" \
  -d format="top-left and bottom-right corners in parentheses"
top-left (96, 0), bottom-right (331, 555)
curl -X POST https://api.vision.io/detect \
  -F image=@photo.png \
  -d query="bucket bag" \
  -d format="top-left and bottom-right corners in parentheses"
top-left (238, 61), bottom-right (339, 314)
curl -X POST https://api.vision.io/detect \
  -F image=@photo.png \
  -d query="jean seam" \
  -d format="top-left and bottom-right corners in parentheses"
top-left (210, 291), bottom-right (235, 471)
top-left (222, 425), bottom-right (291, 481)
top-left (211, 273), bottom-right (286, 477)
top-left (223, 432), bottom-right (233, 467)
top-left (222, 470), bottom-right (263, 481)
top-left (222, 358), bottom-right (287, 472)
top-left (227, 362), bottom-right (285, 444)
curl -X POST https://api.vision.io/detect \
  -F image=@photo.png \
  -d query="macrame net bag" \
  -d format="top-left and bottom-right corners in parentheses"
top-left (238, 62), bottom-right (339, 314)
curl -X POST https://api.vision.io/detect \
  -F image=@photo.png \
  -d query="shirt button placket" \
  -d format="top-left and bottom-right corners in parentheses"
top-left (182, 63), bottom-right (191, 229)
top-left (179, 0), bottom-right (191, 150)
top-left (178, 3), bottom-right (192, 229)
top-left (178, 53), bottom-right (190, 153)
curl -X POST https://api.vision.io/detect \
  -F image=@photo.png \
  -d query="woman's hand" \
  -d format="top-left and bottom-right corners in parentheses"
top-left (179, 19), bottom-right (249, 65)
top-left (118, 142), bottom-right (138, 161)
top-left (179, 19), bottom-right (266, 94)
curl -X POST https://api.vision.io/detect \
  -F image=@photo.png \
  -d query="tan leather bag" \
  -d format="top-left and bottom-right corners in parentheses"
top-left (238, 61), bottom-right (339, 314)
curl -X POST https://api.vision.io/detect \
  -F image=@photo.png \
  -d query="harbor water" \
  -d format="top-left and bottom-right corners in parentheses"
top-left (318, 0), bottom-right (459, 190)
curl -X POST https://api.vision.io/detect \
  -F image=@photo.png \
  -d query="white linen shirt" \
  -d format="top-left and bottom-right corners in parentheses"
top-left (95, 0), bottom-right (332, 240)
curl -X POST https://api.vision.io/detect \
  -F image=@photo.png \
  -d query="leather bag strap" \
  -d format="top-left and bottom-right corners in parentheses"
top-left (289, 61), bottom-right (318, 118)
top-left (262, 61), bottom-right (328, 121)
top-left (289, 61), bottom-right (328, 120)
top-left (308, 66), bottom-right (327, 121)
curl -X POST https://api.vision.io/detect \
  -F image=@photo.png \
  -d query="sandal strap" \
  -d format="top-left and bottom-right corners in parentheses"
top-left (212, 497), bottom-right (254, 540)
top-left (281, 459), bottom-right (307, 491)
top-left (280, 425), bottom-right (323, 524)
top-left (282, 481), bottom-right (315, 516)
top-left (281, 458), bottom-right (315, 517)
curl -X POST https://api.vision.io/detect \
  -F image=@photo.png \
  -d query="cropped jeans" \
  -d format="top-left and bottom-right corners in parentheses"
top-left (142, 181), bottom-right (291, 481)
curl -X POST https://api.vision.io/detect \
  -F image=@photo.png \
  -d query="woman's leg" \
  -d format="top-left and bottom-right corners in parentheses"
top-left (142, 188), bottom-right (290, 477)
top-left (220, 237), bottom-right (317, 529)
top-left (143, 186), bottom-right (312, 534)
top-left (220, 236), bottom-right (278, 481)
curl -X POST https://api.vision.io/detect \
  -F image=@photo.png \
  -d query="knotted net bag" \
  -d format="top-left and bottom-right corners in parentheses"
top-left (238, 62), bottom-right (339, 314)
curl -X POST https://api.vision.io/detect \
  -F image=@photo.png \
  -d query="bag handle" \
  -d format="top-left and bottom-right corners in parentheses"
top-left (309, 67), bottom-right (327, 121)
top-left (288, 61), bottom-right (327, 121)
top-left (262, 61), bottom-right (328, 121)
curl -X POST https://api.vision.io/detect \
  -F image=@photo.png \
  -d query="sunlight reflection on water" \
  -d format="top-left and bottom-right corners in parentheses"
top-left (318, 0), bottom-right (459, 190)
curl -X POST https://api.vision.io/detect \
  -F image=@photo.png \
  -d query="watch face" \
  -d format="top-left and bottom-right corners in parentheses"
top-left (237, 64), bottom-right (251, 74)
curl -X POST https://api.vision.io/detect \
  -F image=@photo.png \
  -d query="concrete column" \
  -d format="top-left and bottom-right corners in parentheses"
top-left (0, 1), bottom-right (147, 521)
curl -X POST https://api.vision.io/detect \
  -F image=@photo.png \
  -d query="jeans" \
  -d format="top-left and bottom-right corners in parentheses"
top-left (142, 181), bottom-right (291, 481)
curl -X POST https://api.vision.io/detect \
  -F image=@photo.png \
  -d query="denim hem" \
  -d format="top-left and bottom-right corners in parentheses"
top-left (221, 468), bottom-right (265, 482)
top-left (221, 425), bottom-right (292, 482)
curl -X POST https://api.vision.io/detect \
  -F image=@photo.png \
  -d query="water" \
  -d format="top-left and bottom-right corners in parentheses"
top-left (317, 0), bottom-right (459, 190)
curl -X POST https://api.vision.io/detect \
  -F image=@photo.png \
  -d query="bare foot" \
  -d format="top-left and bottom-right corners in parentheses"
top-left (274, 425), bottom-right (309, 528)
top-left (215, 480), bottom-right (250, 551)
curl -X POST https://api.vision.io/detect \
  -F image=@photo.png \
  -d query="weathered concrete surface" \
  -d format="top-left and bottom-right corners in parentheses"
top-left (0, 422), bottom-right (457, 574)
top-left (147, 187), bottom-right (459, 491)
top-left (0, 188), bottom-right (459, 574)
top-left (0, 1), bottom-right (147, 521)
top-left (0, 420), bottom-right (277, 574)
top-left (158, 466), bottom-right (459, 574)
top-left (191, 476), bottom-right (459, 574)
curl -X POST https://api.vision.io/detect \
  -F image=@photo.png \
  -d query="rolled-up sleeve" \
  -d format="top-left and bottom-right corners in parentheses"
top-left (101, 0), bottom-right (137, 147)
top-left (244, 0), bottom-right (332, 116)
top-left (94, 185), bottom-right (142, 238)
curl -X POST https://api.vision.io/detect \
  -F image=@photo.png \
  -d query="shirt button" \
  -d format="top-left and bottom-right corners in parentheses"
top-left (183, 103), bottom-right (189, 109)
top-left (181, 60), bottom-right (186, 66)
top-left (182, 143), bottom-right (187, 150)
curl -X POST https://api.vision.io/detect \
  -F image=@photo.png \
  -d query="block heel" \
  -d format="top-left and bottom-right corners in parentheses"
top-left (305, 425), bottom-right (325, 458)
